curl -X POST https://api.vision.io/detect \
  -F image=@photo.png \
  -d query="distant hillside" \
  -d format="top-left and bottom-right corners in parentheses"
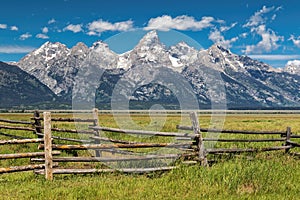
top-left (0, 61), bottom-right (59, 109)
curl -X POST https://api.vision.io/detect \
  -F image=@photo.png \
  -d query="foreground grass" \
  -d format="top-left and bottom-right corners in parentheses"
top-left (0, 112), bottom-right (299, 199)
top-left (0, 154), bottom-right (299, 200)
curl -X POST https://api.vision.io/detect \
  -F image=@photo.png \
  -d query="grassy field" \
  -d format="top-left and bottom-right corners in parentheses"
top-left (0, 112), bottom-right (299, 199)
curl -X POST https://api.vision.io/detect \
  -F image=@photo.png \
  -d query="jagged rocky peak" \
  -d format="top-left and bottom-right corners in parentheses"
top-left (208, 44), bottom-right (231, 57)
top-left (138, 30), bottom-right (160, 46)
top-left (90, 40), bottom-right (117, 56)
top-left (130, 30), bottom-right (170, 65)
top-left (71, 42), bottom-right (89, 52)
top-left (169, 41), bottom-right (198, 56)
top-left (201, 44), bottom-right (248, 72)
top-left (174, 41), bottom-right (193, 49)
top-left (134, 30), bottom-right (166, 52)
top-left (91, 40), bottom-right (109, 50)
top-left (37, 41), bottom-right (68, 53)
top-left (28, 41), bottom-right (69, 60)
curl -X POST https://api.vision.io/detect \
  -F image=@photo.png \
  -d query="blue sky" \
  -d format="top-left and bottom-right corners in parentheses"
top-left (1, 0), bottom-right (300, 68)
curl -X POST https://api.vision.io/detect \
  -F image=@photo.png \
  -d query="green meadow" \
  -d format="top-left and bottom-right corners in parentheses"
top-left (0, 112), bottom-right (299, 200)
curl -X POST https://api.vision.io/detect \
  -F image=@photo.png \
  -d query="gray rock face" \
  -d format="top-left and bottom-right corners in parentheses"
top-left (0, 61), bottom-right (57, 108)
top-left (17, 30), bottom-right (300, 108)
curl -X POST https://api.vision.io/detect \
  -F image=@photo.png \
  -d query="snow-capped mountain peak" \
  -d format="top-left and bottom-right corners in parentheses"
top-left (138, 30), bottom-right (160, 46)
top-left (91, 40), bottom-right (108, 49)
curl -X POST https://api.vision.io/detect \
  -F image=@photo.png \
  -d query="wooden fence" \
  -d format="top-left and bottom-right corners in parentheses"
top-left (0, 117), bottom-right (60, 174)
top-left (32, 111), bottom-right (197, 180)
top-left (0, 110), bottom-right (299, 180)
top-left (177, 115), bottom-right (300, 161)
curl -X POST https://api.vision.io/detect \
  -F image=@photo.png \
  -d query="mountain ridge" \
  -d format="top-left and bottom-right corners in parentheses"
top-left (14, 30), bottom-right (300, 109)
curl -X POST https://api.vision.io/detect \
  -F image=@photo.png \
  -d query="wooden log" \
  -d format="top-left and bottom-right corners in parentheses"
top-left (34, 166), bottom-right (176, 175)
top-left (206, 145), bottom-right (293, 154)
top-left (33, 111), bottom-right (43, 139)
top-left (286, 140), bottom-right (300, 148)
top-left (201, 128), bottom-right (285, 135)
top-left (202, 138), bottom-right (286, 142)
top-left (34, 127), bottom-right (95, 135)
top-left (0, 151), bottom-right (60, 159)
top-left (0, 164), bottom-right (47, 174)
top-left (175, 137), bottom-right (192, 141)
top-left (36, 132), bottom-right (92, 143)
top-left (31, 154), bottom-right (182, 162)
top-left (93, 108), bottom-right (101, 157)
top-left (50, 128), bottom-right (95, 134)
top-left (176, 125), bottom-right (285, 135)
top-left (31, 117), bottom-right (95, 123)
top-left (90, 136), bottom-right (144, 144)
top-left (293, 152), bottom-right (300, 157)
top-left (285, 127), bottom-right (292, 153)
top-left (190, 112), bottom-right (208, 166)
top-left (291, 135), bottom-right (300, 138)
top-left (0, 118), bottom-right (32, 125)
top-left (44, 112), bottom-right (53, 181)
top-left (99, 148), bottom-right (136, 155)
top-left (0, 125), bottom-right (34, 131)
top-left (38, 142), bottom-right (193, 150)
top-left (0, 138), bottom-right (44, 145)
top-left (51, 118), bottom-right (96, 122)
top-left (90, 126), bottom-right (197, 138)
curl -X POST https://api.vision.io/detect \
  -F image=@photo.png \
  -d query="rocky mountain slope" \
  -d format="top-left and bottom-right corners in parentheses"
top-left (0, 61), bottom-right (58, 108)
top-left (16, 31), bottom-right (300, 109)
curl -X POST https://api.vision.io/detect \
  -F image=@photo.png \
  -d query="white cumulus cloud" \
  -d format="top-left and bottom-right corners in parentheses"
top-left (36, 33), bottom-right (49, 39)
top-left (42, 27), bottom-right (49, 34)
top-left (0, 45), bottom-right (35, 53)
top-left (19, 33), bottom-right (32, 40)
top-left (87, 19), bottom-right (133, 35)
top-left (243, 6), bottom-right (276, 28)
top-left (10, 26), bottom-right (18, 31)
top-left (243, 25), bottom-right (283, 54)
top-left (286, 60), bottom-right (300, 66)
top-left (243, 6), bottom-right (284, 54)
top-left (144, 15), bottom-right (215, 31)
top-left (289, 35), bottom-right (300, 48)
top-left (48, 18), bottom-right (56, 24)
top-left (220, 22), bottom-right (237, 32)
top-left (0, 24), bottom-right (7, 29)
top-left (64, 24), bottom-right (83, 33)
top-left (209, 29), bottom-right (238, 49)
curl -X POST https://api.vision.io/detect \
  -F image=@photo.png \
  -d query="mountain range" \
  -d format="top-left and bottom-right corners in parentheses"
top-left (2, 30), bottom-right (300, 109)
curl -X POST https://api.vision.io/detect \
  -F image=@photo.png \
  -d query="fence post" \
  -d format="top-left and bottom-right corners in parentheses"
top-left (33, 110), bottom-right (43, 138)
top-left (189, 112), bottom-right (208, 166)
top-left (44, 112), bottom-right (53, 180)
top-left (93, 108), bottom-right (101, 157)
top-left (285, 127), bottom-right (292, 153)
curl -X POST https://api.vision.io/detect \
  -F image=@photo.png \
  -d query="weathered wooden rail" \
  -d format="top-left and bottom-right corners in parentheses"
top-left (0, 109), bottom-right (299, 181)
top-left (177, 120), bottom-right (300, 157)
top-left (0, 137), bottom-right (60, 174)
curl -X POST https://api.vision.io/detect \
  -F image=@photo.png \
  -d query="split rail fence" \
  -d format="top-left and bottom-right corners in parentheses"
top-left (0, 110), bottom-right (299, 180)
